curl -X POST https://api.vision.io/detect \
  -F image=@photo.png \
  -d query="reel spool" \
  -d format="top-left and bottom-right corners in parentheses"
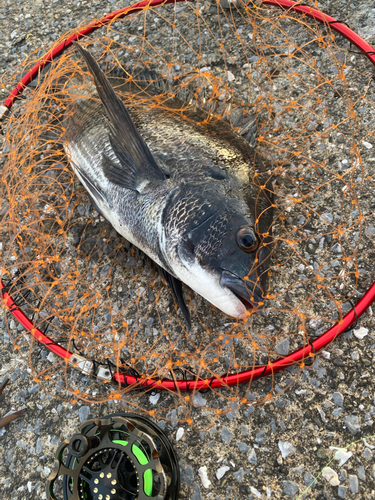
top-left (46, 413), bottom-right (180, 500)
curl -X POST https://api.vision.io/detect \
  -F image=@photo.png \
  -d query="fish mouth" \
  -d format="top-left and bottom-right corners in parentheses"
top-left (220, 270), bottom-right (264, 312)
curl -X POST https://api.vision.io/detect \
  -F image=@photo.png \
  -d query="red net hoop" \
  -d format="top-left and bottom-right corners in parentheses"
top-left (1, 0), bottom-right (375, 422)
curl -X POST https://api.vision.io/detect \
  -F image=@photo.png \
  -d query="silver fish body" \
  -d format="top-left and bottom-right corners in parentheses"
top-left (64, 44), bottom-right (273, 326)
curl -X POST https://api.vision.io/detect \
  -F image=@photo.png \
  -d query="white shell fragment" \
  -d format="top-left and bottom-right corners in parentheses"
top-left (322, 467), bottom-right (340, 486)
top-left (362, 140), bottom-right (373, 149)
top-left (364, 438), bottom-right (375, 450)
top-left (353, 327), bottom-right (369, 339)
top-left (47, 352), bottom-right (57, 363)
top-left (321, 350), bottom-right (331, 359)
top-left (216, 466), bottom-right (230, 480)
top-left (149, 393), bottom-right (160, 405)
top-left (198, 466), bottom-right (212, 488)
top-left (330, 447), bottom-right (353, 466)
top-left (250, 486), bottom-right (262, 498)
top-left (278, 440), bottom-right (296, 458)
top-left (176, 428), bottom-right (184, 441)
top-left (227, 71), bottom-right (235, 82)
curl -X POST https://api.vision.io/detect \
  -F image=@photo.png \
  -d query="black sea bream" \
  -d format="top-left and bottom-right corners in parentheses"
top-left (64, 44), bottom-right (273, 328)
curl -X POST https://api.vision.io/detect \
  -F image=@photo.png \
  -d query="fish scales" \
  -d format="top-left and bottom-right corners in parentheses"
top-left (66, 98), bottom-right (172, 274)
top-left (63, 44), bottom-right (273, 326)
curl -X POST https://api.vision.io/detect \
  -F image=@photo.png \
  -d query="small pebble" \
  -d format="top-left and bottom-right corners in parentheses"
top-left (345, 415), bottom-right (361, 434)
top-left (36, 438), bottom-right (43, 454)
top-left (338, 485), bottom-right (348, 499)
top-left (191, 482), bottom-right (202, 500)
top-left (221, 426), bottom-right (232, 444)
top-left (351, 351), bottom-right (360, 361)
top-left (237, 441), bottom-right (249, 453)
top-left (248, 448), bottom-right (257, 465)
top-left (348, 474), bottom-right (359, 493)
top-left (78, 406), bottom-right (90, 423)
top-left (192, 392), bottom-right (207, 406)
top-left (321, 212), bottom-right (333, 223)
top-left (240, 425), bottom-right (248, 435)
top-left (317, 448), bottom-right (327, 459)
top-left (339, 470), bottom-right (347, 482)
top-left (304, 472), bottom-right (316, 487)
top-left (322, 466), bottom-right (339, 486)
top-left (179, 460), bottom-right (194, 486)
top-left (276, 338), bottom-right (290, 355)
top-left (357, 465), bottom-right (365, 481)
top-left (332, 392), bottom-right (344, 406)
top-left (255, 427), bottom-right (267, 444)
top-left (363, 448), bottom-right (372, 459)
top-left (278, 440), bottom-right (296, 458)
top-left (292, 464), bottom-right (304, 474)
top-left (233, 468), bottom-right (244, 482)
top-left (282, 480), bottom-right (299, 497)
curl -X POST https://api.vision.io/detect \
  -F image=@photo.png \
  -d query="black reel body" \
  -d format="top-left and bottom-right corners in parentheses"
top-left (46, 413), bottom-right (179, 500)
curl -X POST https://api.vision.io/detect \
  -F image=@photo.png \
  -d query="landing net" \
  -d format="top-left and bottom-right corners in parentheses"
top-left (1, 0), bottom-right (375, 426)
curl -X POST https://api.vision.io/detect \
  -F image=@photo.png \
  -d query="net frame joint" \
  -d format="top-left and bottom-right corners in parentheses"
top-left (96, 366), bottom-right (113, 381)
top-left (69, 353), bottom-right (94, 376)
top-left (0, 105), bottom-right (9, 122)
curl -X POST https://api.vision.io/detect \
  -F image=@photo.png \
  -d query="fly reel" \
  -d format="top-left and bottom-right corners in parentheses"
top-left (46, 413), bottom-right (180, 500)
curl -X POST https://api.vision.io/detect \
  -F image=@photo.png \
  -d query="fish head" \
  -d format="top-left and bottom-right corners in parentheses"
top-left (217, 213), bottom-right (272, 313)
top-left (167, 188), bottom-right (272, 319)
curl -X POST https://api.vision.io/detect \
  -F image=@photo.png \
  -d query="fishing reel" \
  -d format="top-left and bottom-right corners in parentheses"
top-left (46, 413), bottom-right (180, 500)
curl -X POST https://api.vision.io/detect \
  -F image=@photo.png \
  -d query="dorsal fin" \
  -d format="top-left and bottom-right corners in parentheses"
top-left (74, 42), bottom-right (165, 193)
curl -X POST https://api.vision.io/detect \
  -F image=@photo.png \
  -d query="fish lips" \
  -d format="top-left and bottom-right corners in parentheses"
top-left (220, 270), bottom-right (265, 312)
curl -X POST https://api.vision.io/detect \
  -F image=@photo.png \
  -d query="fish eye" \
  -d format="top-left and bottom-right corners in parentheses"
top-left (236, 227), bottom-right (258, 253)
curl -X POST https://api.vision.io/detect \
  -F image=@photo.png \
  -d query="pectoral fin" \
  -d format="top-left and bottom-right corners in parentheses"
top-left (73, 164), bottom-right (109, 219)
top-left (74, 43), bottom-right (166, 194)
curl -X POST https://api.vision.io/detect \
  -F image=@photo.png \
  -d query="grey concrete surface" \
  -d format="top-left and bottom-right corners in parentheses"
top-left (0, 1), bottom-right (375, 499)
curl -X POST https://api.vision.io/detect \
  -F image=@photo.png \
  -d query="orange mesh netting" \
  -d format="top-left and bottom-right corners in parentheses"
top-left (1, 0), bottom-right (375, 427)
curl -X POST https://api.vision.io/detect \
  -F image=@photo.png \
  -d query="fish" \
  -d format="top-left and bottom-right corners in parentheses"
top-left (62, 43), bottom-right (274, 329)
